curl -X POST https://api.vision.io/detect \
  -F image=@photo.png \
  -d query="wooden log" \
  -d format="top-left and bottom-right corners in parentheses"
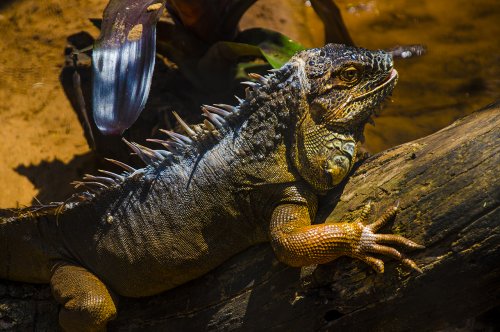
top-left (0, 102), bottom-right (499, 331)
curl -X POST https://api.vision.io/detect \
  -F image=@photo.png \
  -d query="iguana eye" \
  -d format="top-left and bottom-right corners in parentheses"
top-left (340, 66), bottom-right (359, 83)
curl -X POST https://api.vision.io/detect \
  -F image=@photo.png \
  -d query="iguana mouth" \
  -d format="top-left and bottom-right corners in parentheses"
top-left (321, 68), bottom-right (398, 126)
top-left (330, 68), bottom-right (398, 126)
top-left (353, 69), bottom-right (398, 101)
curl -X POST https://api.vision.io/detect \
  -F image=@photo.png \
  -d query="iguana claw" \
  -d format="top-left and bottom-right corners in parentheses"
top-left (354, 203), bottom-right (424, 273)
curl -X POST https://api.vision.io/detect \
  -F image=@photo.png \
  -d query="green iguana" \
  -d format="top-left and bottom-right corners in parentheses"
top-left (0, 44), bottom-right (423, 331)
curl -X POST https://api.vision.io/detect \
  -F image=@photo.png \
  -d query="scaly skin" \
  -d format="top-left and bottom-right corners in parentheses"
top-left (0, 44), bottom-right (423, 331)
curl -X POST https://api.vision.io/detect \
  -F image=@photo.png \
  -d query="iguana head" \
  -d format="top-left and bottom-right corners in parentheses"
top-left (286, 44), bottom-right (398, 192)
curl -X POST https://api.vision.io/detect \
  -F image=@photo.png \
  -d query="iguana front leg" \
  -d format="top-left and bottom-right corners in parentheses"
top-left (270, 203), bottom-right (423, 273)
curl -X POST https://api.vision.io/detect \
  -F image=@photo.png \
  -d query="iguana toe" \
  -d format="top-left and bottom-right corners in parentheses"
top-left (355, 204), bottom-right (424, 273)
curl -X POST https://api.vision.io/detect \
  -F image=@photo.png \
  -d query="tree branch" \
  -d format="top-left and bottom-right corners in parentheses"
top-left (0, 102), bottom-right (499, 331)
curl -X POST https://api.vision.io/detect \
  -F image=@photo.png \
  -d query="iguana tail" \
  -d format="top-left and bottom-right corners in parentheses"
top-left (0, 207), bottom-right (61, 283)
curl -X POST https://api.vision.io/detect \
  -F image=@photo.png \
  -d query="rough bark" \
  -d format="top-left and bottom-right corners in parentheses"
top-left (0, 102), bottom-right (499, 331)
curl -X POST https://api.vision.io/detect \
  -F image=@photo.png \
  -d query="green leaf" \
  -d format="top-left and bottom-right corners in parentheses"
top-left (154, 21), bottom-right (306, 90)
top-left (199, 41), bottom-right (262, 64)
top-left (234, 62), bottom-right (270, 80)
top-left (236, 28), bottom-right (306, 68)
top-left (155, 20), bottom-right (209, 88)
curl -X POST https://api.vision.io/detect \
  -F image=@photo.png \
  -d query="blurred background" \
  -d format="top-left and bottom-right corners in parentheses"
top-left (0, 0), bottom-right (498, 208)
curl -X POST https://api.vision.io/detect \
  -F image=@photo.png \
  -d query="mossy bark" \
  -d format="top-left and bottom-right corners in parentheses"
top-left (0, 102), bottom-right (499, 331)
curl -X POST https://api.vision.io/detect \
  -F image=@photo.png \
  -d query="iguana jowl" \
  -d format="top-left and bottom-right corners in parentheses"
top-left (0, 44), bottom-right (423, 331)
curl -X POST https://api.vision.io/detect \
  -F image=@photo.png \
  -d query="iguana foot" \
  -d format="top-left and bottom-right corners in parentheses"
top-left (350, 203), bottom-right (424, 273)
top-left (51, 263), bottom-right (118, 332)
top-left (270, 199), bottom-right (424, 270)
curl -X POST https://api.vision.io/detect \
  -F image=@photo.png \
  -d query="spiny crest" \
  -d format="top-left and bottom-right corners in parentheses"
top-left (3, 202), bottom-right (66, 220)
top-left (71, 70), bottom-right (277, 198)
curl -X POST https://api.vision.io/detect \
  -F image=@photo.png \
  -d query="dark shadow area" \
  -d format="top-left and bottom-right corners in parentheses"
top-left (316, 157), bottom-right (366, 224)
top-left (473, 305), bottom-right (500, 331)
top-left (60, 32), bottom-right (96, 151)
top-left (323, 309), bottom-right (344, 322)
top-left (109, 244), bottom-right (311, 331)
top-left (14, 152), bottom-right (100, 205)
top-left (0, 0), bottom-right (16, 11)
